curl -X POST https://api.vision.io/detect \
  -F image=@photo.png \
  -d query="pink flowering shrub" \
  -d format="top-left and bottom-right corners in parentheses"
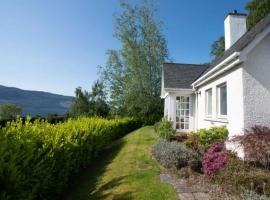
top-left (202, 141), bottom-right (228, 177)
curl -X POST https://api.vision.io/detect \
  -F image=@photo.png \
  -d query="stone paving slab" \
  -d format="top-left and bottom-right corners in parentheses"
top-left (160, 173), bottom-right (211, 200)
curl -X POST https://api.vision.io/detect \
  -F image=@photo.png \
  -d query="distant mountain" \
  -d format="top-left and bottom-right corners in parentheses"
top-left (0, 85), bottom-right (73, 116)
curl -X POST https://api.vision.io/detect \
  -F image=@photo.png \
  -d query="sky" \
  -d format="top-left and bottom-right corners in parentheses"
top-left (0, 0), bottom-right (249, 96)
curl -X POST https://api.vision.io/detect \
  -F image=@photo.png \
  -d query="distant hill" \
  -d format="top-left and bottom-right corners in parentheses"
top-left (0, 85), bottom-right (73, 116)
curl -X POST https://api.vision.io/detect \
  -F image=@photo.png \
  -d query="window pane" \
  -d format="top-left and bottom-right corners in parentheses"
top-left (181, 123), bottom-right (184, 129)
top-left (185, 123), bottom-right (189, 130)
top-left (176, 123), bottom-right (180, 129)
top-left (206, 89), bottom-right (212, 115)
top-left (220, 85), bottom-right (227, 115)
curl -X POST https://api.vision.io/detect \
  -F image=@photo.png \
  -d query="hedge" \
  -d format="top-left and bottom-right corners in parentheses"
top-left (0, 117), bottom-right (141, 199)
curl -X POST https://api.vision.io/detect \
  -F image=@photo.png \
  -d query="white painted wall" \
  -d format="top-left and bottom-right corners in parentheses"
top-left (242, 33), bottom-right (270, 129)
top-left (196, 65), bottom-right (244, 137)
top-left (224, 14), bottom-right (246, 50)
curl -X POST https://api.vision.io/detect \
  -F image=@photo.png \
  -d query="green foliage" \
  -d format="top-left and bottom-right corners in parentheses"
top-left (210, 36), bottom-right (225, 59)
top-left (152, 139), bottom-right (199, 170)
top-left (0, 103), bottom-right (22, 120)
top-left (70, 80), bottom-right (109, 117)
top-left (156, 118), bottom-right (176, 140)
top-left (0, 117), bottom-right (141, 199)
top-left (213, 153), bottom-right (270, 196)
top-left (246, 0), bottom-right (270, 30)
top-left (100, 0), bottom-right (168, 121)
top-left (196, 126), bottom-right (228, 149)
top-left (183, 133), bottom-right (205, 155)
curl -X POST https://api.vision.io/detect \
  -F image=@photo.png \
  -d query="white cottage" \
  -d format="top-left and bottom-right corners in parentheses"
top-left (161, 11), bottom-right (270, 138)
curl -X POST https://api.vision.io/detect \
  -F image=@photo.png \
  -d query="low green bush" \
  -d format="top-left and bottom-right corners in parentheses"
top-left (0, 117), bottom-right (141, 200)
top-left (156, 118), bottom-right (176, 140)
top-left (197, 126), bottom-right (228, 149)
top-left (186, 126), bottom-right (228, 150)
top-left (152, 139), bottom-right (199, 170)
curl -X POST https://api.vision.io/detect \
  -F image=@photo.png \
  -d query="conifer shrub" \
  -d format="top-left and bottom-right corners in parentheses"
top-left (0, 117), bottom-right (141, 200)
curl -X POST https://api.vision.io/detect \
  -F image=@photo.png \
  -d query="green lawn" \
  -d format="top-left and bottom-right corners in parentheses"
top-left (63, 126), bottom-right (178, 200)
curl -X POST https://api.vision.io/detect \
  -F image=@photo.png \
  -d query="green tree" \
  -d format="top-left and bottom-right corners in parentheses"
top-left (100, 0), bottom-right (168, 123)
top-left (0, 103), bottom-right (22, 120)
top-left (70, 80), bottom-right (109, 117)
top-left (89, 80), bottom-right (109, 117)
top-left (70, 87), bottom-right (90, 117)
top-left (210, 36), bottom-right (225, 59)
top-left (246, 0), bottom-right (270, 30)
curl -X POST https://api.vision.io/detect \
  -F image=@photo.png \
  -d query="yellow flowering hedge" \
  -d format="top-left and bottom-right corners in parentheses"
top-left (0, 117), bottom-right (141, 199)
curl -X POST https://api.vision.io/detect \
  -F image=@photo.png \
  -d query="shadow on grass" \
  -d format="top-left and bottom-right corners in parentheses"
top-left (61, 139), bottom-right (132, 200)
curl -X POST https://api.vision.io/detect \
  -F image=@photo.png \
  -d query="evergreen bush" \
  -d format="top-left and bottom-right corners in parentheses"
top-left (0, 117), bottom-right (141, 199)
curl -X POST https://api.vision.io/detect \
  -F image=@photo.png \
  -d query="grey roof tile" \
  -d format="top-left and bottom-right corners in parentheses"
top-left (163, 63), bottom-right (209, 89)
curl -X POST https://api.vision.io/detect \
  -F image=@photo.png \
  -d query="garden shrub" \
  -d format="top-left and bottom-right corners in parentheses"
top-left (175, 133), bottom-right (188, 142)
top-left (202, 141), bottom-right (228, 177)
top-left (156, 118), bottom-right (176, 140)
top-left (152, 139), bottom-right (199, 170)
top-left (213, 153), bottom-right (270, 196)
top-left (0, 117), bottom-right (141, 200)
top-left (231, 126), bottom-right (270, 169)
top-left (183, 133), bottom-right (205, 157)
top-left (197, 126), bottom-right (228, 149)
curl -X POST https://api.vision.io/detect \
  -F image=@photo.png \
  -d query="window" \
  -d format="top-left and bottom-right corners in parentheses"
top-left (217, 83), bottom-right (227, 117)
top-left (205, 89), bottom-right (212, 117)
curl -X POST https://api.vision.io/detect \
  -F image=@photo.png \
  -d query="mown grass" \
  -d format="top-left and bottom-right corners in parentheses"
top-left (63, 126), bottom-right (178, 200)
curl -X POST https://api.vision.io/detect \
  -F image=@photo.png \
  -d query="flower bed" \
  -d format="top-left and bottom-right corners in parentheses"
top-left (152, 122), bottom-right (270, 198)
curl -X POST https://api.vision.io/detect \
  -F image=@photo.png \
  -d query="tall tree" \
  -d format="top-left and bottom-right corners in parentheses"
top-left (70, 87), bottom-right (90, 117)
top-left (210, 36), bottom-right (225, 59)
top-left (100, 0), bottom-right (168, 122)
top-left (70, 80), bottom-right (109, 117)
top-left (0, 103), bottom-right (22, 120)
top-left (246, 0), bottom-right (270, 30)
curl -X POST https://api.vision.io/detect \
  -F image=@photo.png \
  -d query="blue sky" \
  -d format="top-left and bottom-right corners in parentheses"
top-left (0, 0), bottom-right (249, 96)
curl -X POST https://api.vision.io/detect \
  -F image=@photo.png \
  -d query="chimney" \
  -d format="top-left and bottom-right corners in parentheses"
top-left (224, 10), bottom-right (247, 50)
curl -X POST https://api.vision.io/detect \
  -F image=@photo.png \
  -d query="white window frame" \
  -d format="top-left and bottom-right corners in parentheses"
top-left (205, 88), bottom-right (212, 118)
top-left (217, 83), bottom-right (227, 118)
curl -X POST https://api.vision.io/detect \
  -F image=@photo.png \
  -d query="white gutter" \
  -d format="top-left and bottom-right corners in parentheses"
top-left (192, 52), bottom-right (241, 88)
top-left (160, 93), bottom-right (169, 99)
top-left (164, 88), bottom-right (194, 92)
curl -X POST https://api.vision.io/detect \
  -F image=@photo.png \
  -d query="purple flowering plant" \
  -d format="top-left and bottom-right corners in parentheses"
top-left (202, 141), bottom-right (228, 177)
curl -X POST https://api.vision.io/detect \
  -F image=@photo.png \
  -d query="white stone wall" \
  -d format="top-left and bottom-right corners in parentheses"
top-left (224, 14), bottom-right (246, 50)
top-left (196, 65), bottom-right (244, 137)
top-left (243, 33), bottom-right (270, 129)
